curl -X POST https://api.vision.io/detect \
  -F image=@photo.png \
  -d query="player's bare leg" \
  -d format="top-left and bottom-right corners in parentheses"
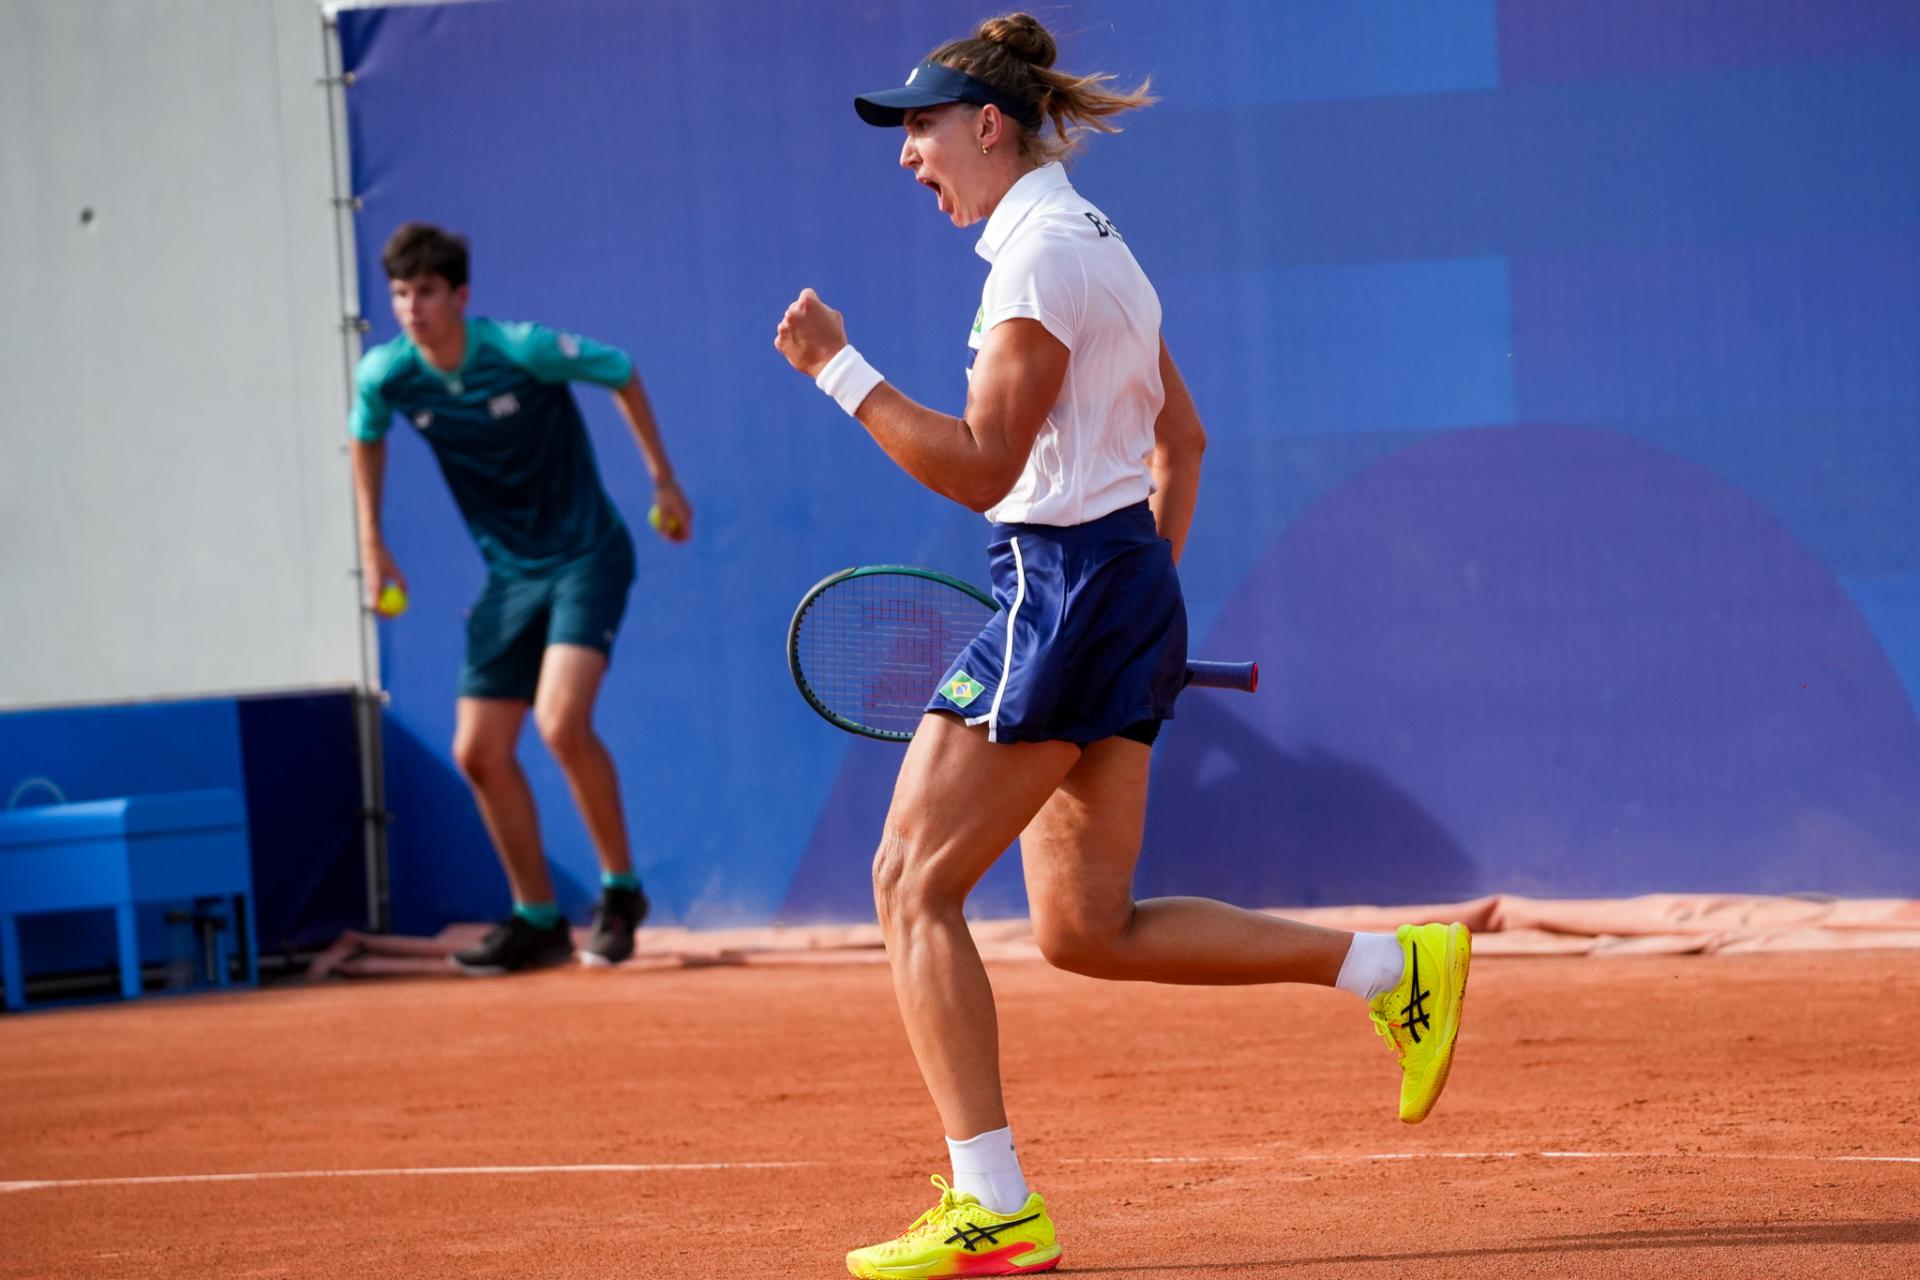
top-left (1020, 737), bottom-right (1351, 985)
top-left (1023, 737), bottom-right (1471, 1123)
top-left (851, 718), bottom-right (1095, 1278)
top-left (874, 713), bottom-right (1080, 1141)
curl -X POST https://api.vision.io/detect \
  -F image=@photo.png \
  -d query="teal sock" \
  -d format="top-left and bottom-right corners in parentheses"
top-left (601, 871), bottom-right (640, 892)
top-left (514, 901), bottom-right (562, 930)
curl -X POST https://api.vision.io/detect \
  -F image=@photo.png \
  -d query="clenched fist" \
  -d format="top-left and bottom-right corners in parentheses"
top-left (774, 288), bottom-right (848, 378)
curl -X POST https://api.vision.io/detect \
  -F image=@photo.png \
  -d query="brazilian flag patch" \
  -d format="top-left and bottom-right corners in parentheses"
top-left (941, 671), bottom-right (985, 708)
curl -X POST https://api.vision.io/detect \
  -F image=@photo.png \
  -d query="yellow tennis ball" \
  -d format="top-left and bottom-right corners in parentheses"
top-left (648, 504), bottom-right (680, 536)
top-left (375, 583), bottom-right (408, 617)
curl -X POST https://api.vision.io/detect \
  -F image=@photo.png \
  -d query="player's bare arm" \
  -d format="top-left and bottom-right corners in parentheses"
top-left (1148, 339), bottom-right (1206, 563)
top-left (775, 288), bottom-right (1067, 512)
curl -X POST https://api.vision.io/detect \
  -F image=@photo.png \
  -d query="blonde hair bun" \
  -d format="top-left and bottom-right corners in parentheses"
top-left (976, 12), bottom-right (1056, 69)
top-left (927, 12), bottom-right (1153, 164)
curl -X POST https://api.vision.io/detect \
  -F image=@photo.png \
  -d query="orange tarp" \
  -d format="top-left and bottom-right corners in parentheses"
top-left (308, 894), bottom-right (1920, 979)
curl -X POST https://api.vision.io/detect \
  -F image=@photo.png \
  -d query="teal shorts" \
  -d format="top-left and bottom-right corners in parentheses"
top-left (459, 528), bottom-right (636, 701)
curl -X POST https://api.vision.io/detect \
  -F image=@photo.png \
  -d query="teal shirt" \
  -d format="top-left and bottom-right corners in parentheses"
top-left (352, 317), bottom-right (635, 576)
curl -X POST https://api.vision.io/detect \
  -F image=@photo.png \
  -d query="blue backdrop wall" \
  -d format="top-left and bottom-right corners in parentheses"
top-left (337, 0), bottom-right (1920, 931)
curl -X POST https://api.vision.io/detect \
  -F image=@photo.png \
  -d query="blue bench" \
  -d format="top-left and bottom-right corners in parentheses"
top-left (0, 790), bottom-right (257, 1011)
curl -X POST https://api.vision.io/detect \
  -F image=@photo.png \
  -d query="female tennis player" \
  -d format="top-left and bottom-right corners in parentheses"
top-left (776, 15), bottom-right (1470, 1277)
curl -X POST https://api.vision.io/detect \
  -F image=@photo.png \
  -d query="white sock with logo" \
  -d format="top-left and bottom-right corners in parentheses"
top-left (947, 1126), bottom-right (1029, 1215)
top-left (1335, 931), bottom-right (1405, 1001)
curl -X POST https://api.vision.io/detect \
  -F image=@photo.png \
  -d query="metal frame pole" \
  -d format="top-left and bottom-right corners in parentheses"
top-left (320, 6), bottom-right (390, 933)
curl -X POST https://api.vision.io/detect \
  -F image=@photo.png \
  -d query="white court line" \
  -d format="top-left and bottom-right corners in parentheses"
top-left (0, 1161), bottom-right (813, 1195)
top-left (1540, 1152), bottom-right (1920, 1164)
top-left (5, 1151), bottom-right (1915, 1195)
top-left (1351, 1151), bottom-right (1920, 1165)
top-left (1069, 1150), bottom-right (1920, 1167)
top-left (1060, 1155), bottom-right (1272, 1165)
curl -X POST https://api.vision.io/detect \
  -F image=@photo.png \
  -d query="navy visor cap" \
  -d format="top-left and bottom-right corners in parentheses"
top-left (855, 61), bottom-right (1042, 130)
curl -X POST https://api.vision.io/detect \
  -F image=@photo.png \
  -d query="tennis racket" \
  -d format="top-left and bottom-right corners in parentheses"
top-left (787, 564), bottom-right (1257, 741)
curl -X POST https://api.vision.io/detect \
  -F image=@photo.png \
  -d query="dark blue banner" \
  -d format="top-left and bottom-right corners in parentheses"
top-left (338, 0), bottom-right (1920, 928)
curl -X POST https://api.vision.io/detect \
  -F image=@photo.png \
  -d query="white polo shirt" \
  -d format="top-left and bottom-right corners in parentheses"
top-left (969, 163), bottom-right (1165, 527)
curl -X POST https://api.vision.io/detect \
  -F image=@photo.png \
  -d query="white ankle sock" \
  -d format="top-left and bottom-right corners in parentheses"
top-left (947, 1126), bottom-right (1029, 1215)
top-left (1335, 931), bottom-right (1404, 1001)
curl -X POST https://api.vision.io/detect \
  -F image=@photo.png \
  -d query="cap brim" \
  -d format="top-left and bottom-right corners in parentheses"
top-left (853, 86), bottom-right (958, 128)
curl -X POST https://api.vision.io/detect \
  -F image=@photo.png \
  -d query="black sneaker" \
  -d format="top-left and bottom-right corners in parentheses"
top-left (581, 885), bottom-right (649, 967)
top-left (451, 914), bottom-right (575, 976)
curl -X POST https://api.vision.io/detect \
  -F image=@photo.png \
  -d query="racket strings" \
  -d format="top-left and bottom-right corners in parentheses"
top-left (795, 574), bottom-right (993, 736)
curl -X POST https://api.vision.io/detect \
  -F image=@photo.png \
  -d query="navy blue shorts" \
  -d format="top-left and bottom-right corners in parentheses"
top-left (927, 500), bottom-right (1188, 745)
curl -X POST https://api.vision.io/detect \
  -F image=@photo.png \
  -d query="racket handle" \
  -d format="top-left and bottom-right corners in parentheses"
top-left (1185, 660), bottom-right (1258, 693)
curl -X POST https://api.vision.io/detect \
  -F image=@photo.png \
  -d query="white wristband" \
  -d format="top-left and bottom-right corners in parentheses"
top-left (814, 344), bottom-right (885, 417)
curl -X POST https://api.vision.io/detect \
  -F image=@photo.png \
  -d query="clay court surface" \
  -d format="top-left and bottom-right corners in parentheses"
top-left (3, 951), bottom-right (1916, 1279)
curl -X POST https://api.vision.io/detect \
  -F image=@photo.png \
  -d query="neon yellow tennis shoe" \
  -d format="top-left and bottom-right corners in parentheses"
top-left (846, 1174), bottom-right (1061, 1278)
top-left (1369, 921), bottom-right (1471, 1124)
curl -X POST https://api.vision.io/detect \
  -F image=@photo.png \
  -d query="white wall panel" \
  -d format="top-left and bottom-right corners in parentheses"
top-left (0, 0), bottom-right (364, 709)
